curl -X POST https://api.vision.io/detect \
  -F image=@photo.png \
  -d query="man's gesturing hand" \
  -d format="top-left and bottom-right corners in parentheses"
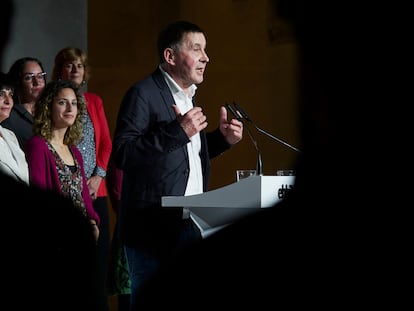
top-left (172, 105), bottom-right (208, 138)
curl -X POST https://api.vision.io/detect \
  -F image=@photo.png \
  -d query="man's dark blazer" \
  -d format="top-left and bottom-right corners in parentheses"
top-left (112, 67), bottom-right (230, 253)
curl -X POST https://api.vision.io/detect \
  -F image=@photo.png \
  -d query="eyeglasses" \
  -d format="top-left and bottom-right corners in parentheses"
top-left (23, 72), bottom-right (47, 82)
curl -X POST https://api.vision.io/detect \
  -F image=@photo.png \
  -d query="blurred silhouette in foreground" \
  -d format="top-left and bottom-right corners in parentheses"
top-left (1, 172), bottom-right (100, 310)
top-left (133, 1), bottom-right (405, 309)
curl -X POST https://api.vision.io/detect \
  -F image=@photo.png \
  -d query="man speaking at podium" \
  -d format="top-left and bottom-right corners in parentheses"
top-left (129, 1), bottom-right (408, 310)
top-left (112, 20), bottom-right (243, 309)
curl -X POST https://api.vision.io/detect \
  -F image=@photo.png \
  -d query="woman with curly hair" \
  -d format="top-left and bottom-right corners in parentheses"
top-left (52, 47), bottom-right (112, 311)
top-left (25, 79), bottom-right (100, 241)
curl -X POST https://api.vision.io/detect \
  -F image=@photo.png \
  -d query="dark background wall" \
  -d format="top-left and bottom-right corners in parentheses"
top-left (1, 0), bottom-right (87, 78)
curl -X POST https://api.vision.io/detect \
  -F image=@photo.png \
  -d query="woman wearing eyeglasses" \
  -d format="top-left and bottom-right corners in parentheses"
top-left (1, 57), bottom-right (47, 148)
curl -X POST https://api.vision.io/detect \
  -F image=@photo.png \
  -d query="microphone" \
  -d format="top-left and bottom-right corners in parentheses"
top-left (233, 101), bottom-right (301, 153)
top-left (226, 103), bottom-right (263, 175)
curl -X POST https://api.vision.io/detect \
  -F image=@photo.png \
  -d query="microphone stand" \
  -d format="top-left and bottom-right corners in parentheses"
top-left (233, 102), bottom-right (301, 153)
top-left (244, 126), bottom-right (263, 175)
top-left (253, 125), bottom-right (300, 153)
top-left (225, 103), bottom-right (263, 175)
